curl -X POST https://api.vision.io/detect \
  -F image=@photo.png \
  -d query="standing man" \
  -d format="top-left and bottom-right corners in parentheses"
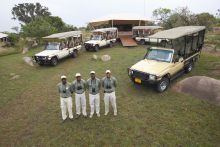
top-left (102, 70), bottom-right (118, 116)
top-left (57, 75), bottom-right (73, 122)
top-left (71, 73), bottom-right (87, 118)
top-left (87, 71), bottom-right (101, 118)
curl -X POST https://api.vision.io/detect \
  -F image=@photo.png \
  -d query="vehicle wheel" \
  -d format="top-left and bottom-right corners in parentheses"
top-left (156, 77), bottom-right (169, 92)
top-left (140, 39), bottom-right (145, 45)
top-left (109, 42), bottom-right (113, 48)
top-left (185, 62), bottom-right (193, 73)
top-left (38, 61), bottom-right (44, 66)
top-left (51, 57), bottom-right (58, 66)
top-left (94, 45), bottom-right (99, 52)
top-left (72, 50), bottom-right (78, 58)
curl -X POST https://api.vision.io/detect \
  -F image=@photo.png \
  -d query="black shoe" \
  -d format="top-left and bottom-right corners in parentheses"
top-left (75, 114), bottom-right (80, 119)
top-left (61, 118), bottom-right (67, 123)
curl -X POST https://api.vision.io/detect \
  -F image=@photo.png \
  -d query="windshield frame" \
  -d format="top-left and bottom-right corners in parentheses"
top-left (144, 48), bottom-right (174, 63)
top-left (45, 42), bottom-right (60, 50)
top-left (91, 34), bottom-right (102, 41)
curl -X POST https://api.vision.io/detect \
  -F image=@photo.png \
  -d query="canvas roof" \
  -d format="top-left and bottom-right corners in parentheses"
top-left (43, 31), bottom-right (81, 40)
top-left (92, 27), bottom-right (118, 33)
top-left (148, 26), bottom-right (206, 39)
top-left (0, 33), bottom-right (8, 39)
top-left (89, 13), bottom-right (150, 27)
top-left (133, 26), bottom-right (163, 30)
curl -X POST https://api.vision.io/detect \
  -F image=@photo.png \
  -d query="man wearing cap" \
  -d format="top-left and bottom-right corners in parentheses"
top-left (87, 71), bottom-right (101, 118)
top-left (102, 70), bottom-right (118, 116)
top-left (71, 73), bottom-right (87, 118)
top-left (57, 75), bottom-right (73, 122)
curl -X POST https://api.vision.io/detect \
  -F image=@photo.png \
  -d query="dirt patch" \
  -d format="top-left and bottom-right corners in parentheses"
top-left (173, 76), bottom-right (220, 106)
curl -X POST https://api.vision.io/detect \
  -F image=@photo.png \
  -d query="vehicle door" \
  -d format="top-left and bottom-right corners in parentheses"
top-left (58, 44), bottom-right (69, 59)
top-left (100, 34), bottom-right (107, 47)
top-left (169, 56), bottom-right (184, 75)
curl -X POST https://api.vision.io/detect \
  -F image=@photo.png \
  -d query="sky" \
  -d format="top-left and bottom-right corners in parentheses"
top-left (0, 0), bottom-right (219, 32)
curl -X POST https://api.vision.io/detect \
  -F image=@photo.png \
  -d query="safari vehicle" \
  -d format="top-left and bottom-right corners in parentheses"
top-left (128, 26), bottom-right (206, 92)
top-left (132, 26), bottom-right (163, 45)
top-left (33, 31), bottom-right (83, 66)
top-left (84, 27), bottom-right (118, 51)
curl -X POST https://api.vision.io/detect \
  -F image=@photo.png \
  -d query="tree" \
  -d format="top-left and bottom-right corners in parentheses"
top-left (21, 17), bottom-right (58, 39)
top-left (153, 8), bottom-right (171, 25)
top-left (12, 2), bottom-right (51, 24)
top-left (196, 13), bottom-right (216, 30)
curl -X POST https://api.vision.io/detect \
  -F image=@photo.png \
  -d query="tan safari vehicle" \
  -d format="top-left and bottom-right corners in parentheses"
top-left (132, 26), bottom-right (163, 45)
top-left (84, 27), bottom-right (118, 52)
top-left (128, 26), bottom-right (206, 92)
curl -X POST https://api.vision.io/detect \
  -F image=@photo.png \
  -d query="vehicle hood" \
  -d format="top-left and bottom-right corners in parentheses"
top-left (130, 59), bottom-right (171, 75)
top-left (85, 40), bottom-right (99, 44)
top-left (35, 50), bottom-right (60, 57)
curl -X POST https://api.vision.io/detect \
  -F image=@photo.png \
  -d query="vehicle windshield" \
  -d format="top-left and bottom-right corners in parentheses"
top-left (45, 42), bottom-right (60, 50)
top-left (145, 49), bottom-right (173, 63)
top-left (91, 35), bottom-right (101, 40)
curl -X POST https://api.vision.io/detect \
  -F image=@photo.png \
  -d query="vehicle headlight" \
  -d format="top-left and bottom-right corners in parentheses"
top-left (149, 74), bottom-right (156, 80)
top-left (128, 69), bottom-right (133, 75)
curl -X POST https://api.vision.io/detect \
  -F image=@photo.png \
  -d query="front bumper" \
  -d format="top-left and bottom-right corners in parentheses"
top-left (127, 68), bottom-right (159, 84)
top-left (84, 43), bottom-right (95, 50)
top-left (32, 56), bottom-right (51, 63)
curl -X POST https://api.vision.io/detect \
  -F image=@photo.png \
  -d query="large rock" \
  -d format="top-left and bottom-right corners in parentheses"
top-left (23, 57), bottom-right (34, 66)
top-left (173, 76), bottom-right (220, 105)
top-left (92, 54), bottom-right (98, 60)
top-left (101, 54), bottom-right (111, 62)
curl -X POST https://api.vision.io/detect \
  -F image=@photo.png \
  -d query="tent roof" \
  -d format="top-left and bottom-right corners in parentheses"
top-left (43, 31), bottom-right (81, 40)
top-left (133, 26), bottom-right (163, 30)
top-left (149, 26), bottom-right (206, 39)
top-left (0, 33), bottom-right (8, 38)
top-left (92, 27), bottom-right (118, 33)
top-left (89, 13), bottom-right (150, 27)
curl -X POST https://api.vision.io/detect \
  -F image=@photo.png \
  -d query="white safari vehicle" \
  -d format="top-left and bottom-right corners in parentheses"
top-left (84, 27), bottom-right (118, 51)
top-left (33, 31), bottom-right (83, 66)
top-left (133, 26), bottom-right (163, 45)
top-left (128, 26), bottom-right (206, 92)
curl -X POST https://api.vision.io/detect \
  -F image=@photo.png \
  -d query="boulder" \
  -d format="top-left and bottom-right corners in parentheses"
top-left (92, 54), bottom-right (98, 60)
top-left (173, 76), bottom-right (220, 105)
top-left (23, 57), bottom-right (34, 66)
top-left (101, 55), bottom-right (111, 62)
top-left (11, 75), bottom-right (20, 80)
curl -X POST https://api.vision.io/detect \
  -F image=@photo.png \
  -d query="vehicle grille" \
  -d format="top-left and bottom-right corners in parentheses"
top-left (133, 70), bottom-right (149, 81)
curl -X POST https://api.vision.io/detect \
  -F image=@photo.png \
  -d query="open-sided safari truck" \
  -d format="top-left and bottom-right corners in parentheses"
top-left (128, 26), bottom-right (206, 92)
top-left (132, 26), bottom-right (163, 45)
top-left (84, 27), bottom-right (118, 52)
top-left (33, 31), bottom-right (83, 66)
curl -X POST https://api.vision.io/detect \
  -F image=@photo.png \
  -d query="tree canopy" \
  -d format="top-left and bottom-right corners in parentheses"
top-left (12, 2), bottom-right (51, 24)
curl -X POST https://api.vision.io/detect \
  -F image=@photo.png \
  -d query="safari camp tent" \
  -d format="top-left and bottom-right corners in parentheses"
top-left (88, 13), bottom-right (150, 47)
top-left (0, 33), bottom-right (8, 43)
top-left (88, 13), bottom-right (150, 38)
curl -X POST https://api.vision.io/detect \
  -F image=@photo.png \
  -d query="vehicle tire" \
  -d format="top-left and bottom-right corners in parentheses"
top-left (156, 77), bottom-right (169, 92)
top-left (160, 40), bottom-right (167, 47)
top-left (38, 61), bottom-right (44, 66)
top-left (109, 42), bottom-right (113, 48)
top-left (51, 57), bottom-right (58, 66)
top-left (185, 62), bottom-right (193, 73)
top-left (72, 50), bottom-right (78, 58)
top-left (140, 39), bottom-right (145, 45)
top-left (94, 45), bottom-right (99, 52)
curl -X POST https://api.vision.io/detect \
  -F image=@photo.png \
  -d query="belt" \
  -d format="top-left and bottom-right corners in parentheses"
top-left (90, 93), bottom-right (99, 95)
top-left (76, 92), bottom-right (85, 94)
top-left (104, 91), bottom-right (114, 93)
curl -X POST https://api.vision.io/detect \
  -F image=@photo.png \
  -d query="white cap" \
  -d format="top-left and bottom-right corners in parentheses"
top-left (75, 73), bottom-right (81, 77)
top-left (90, 71), bottom-right (95, 74)
top-left (61, 75), bottom-right (67, 79)
top-left (106, 70), bottom-right (111, 73)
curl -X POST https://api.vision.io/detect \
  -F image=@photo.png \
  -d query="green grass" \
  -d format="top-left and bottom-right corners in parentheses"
top-left (0, 44), bottom-right (220, 146)
top-left (205, 33), bottom-right (220, 49)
